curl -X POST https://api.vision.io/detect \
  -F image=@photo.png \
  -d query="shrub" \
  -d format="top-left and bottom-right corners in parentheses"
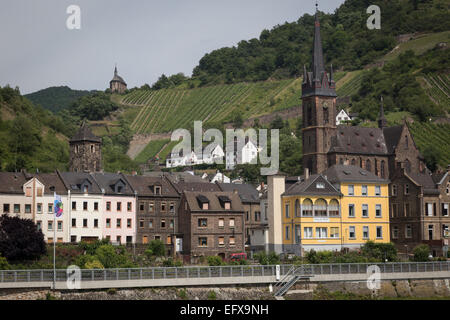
top-left (178, 289), bottom-right (187, 300)
top-left (207, 256), bottom-right (224, 266)
top-left (413, 244), bottom-right (431, 262)
top-left (361, 241), bottom-right (398, 262)
top-left (207, 290), bottom-right (217, 300)
top-left (95, 244), bottom-right (135, 268)
top-left (0, 254), bottom-right (10, 270)
top-left (84, 259), bottom-right (104, 269)
top-left (254, 251), bottom-right (280, 265)
top-left (146, 240), bottom-right (166, 257)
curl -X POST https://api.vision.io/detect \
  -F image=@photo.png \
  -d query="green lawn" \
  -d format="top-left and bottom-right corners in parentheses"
top-left (383, 31), bottom-right (450, 61)
top-left (135, 139), bottom-right (170, 164)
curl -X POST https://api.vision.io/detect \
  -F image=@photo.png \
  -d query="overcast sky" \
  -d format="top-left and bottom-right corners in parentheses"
top-left (0, 0), bottom-right (345, 94)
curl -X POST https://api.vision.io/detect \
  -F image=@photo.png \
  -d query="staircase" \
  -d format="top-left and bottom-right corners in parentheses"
top-left (273, 265), bottom-right (313, 297)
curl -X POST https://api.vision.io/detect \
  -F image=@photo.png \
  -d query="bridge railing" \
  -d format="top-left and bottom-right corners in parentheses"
top-left (0, 261), bottom-right (448, 284)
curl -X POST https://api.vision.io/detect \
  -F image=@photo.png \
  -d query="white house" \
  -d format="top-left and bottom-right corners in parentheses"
top-left (60, 172), bottom-right (104, 243)
top-left (226, 138), bottom-right (259, 170)
top-left (336, 109), bottom-right (358, 125)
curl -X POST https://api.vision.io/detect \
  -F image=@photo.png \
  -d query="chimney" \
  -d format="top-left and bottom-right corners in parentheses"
top-left (305, 168), bottom-right (310, 180)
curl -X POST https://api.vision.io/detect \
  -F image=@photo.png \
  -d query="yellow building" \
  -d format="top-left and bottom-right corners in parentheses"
top-left (281, 165), bottom-right (390, 254)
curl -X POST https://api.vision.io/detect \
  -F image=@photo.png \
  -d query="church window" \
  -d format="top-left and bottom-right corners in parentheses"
top-left (381, 161), bottom-right (385, 178)
top-left (365, 160), bottom-right (371, 172)
top-left (405, 159), bottom-right (411, 173)
top-left (323, 105), bottom-right (329, 124)
top-left (91, 145), bottom-right (95, 153)
top-left (75, 145), bottom-right (79, 154)
top-left (307, 106), bottom-right (312, 126)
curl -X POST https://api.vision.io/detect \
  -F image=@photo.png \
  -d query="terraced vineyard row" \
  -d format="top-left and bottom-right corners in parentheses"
top-left (336, 70), bottom-right (365, 97)
top-left (120, 79), bottom-right (301, 134)
top-left (421, 73), bottom-right (450, 110)
top-left (409, 121), bottom-right (450, 168)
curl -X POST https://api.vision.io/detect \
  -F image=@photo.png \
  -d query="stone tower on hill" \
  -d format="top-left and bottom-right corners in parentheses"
top-left (69, 121), bottom-right (102, 172)
top-left (110, 65), bottom-right (127, 94)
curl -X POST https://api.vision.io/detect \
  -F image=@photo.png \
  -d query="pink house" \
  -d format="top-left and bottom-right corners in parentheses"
top-left (92, 173), bottom-right (136, 244)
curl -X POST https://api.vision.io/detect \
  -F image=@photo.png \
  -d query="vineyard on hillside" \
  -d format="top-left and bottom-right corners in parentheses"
top-left (336, 70), bottom-right (364, 97)
top-left (120, 79), bottom-right (302, 134)
top-left (419, 73), bottom-right (450, 111)
top-left (409, 121), bottom-right (450, 168)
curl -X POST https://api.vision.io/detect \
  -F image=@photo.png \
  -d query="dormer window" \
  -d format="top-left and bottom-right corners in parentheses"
top-left (218, 195), bottom-right (231, 210)
top-left (155, 186), bottom-right (161, 195)
top-left (83, 185), bottom-right (88, 193)
top-left (197, 195), bottom-right (209, 210)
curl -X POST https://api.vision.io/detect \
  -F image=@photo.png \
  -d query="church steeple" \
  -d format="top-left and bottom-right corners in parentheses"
top-left (301, 2), bottom-right (337, 175)
top-left (312, 6), bottom-right (325, 82)
top-left (302, 3), bottom-right (336, 98)
top-left (378, 96), bottom-right (387, 129)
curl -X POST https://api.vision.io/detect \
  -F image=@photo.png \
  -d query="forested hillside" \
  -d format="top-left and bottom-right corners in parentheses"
top-left (191, 0), bottom-right (449, 86)
top-left (0, 86), bottom-right (75, 172)
top-left (25, 86), bottom-right (93, 113)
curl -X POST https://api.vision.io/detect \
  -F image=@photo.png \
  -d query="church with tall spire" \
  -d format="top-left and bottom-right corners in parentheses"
top-left (301, 4), bottom-right (427, 179)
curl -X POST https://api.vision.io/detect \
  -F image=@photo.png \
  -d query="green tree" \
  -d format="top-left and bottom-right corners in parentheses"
top-left (146, 239), bottom-right (166, 257)
top-left (413, 244), bottom-right (431, 261)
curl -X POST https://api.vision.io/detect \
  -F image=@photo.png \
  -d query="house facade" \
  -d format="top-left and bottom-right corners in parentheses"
top-left (60, 172), bottom-right (104, 243)
top-left (178, 191), bottom-right (245, 262)
top-left (92, 173), bottom-right (136, 245)
top-left (125, 174), bottom-right (180, 254)
top-left (389, 167), bottom-right (450, 256)
top-left (0, 172), bottom-right (70, 243)
top-left (282, 174), bottom-right (342, 254)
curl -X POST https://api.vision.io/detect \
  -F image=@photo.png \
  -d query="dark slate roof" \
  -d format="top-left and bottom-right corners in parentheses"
top-left (322, 165), bottom-right (389, 184)
top-left (0, 172), bottom-right (28, 194)
top-left (329, 126), bottom-right (388, 155)
top-left (59, 172), bottom-right (103, 194)
top-left (283, 174), bottom-right (341, 197)
top-left (91, 172), bottom-right (134, 195)
top-left (382, 125), bottom-right (403, 154)
top-left (110, 66), bottom-right (127, 85)
top-left (33, 173), bottom-right (67, 195)
top-left (217, 183), bottom-right (260, 204)
top-left (70, 121), bottom-right (102, 143)
top-left (184, 191), bottom-right (244, 213)
top-left (431, 172), bottom-right (447, 185)
top-left (158, 172), bottom-right (220, 194)
top-left (406, 172), bottom-right (436, 189)
top-left (124, 174), bottom-right (179, 197)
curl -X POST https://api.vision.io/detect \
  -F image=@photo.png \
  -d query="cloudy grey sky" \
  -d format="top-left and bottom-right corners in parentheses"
top-left (0, 0), bottom-right (345, 94)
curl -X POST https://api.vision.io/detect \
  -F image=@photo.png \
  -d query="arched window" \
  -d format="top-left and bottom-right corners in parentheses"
top-left (302, 199), bottom-right (313, 217)
top-left (381, 160), bottom-right (386, 178)
top-left (295, 199), bottom-right (300, 217)
top-left (307, 106), bottom-right (313, 126)
top-left (366, 159), bottom-right (371, 172)
top-left (405, 159), bottom-right (411, 173)
top-left (323, 106), bottom-right (329, 124)
top-left (314, 199), bottom-right (327, 217)
top-left (329, 199), bottom-right (339, 217)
